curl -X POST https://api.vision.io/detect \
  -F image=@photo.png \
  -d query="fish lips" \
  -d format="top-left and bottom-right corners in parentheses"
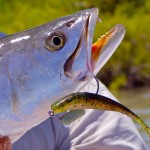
top-left (64, 8), bottom-right (98, 81)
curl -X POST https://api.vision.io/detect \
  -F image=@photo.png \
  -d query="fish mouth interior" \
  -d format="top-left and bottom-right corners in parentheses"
top-left (86, 9), bottom-right (125, 76)
top-left (91, 24), bottom-right (125, 74)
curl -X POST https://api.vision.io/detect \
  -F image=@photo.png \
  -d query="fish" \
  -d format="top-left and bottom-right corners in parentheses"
top-left (0, 8), bottom-right (125, 145)
top-left (50, 92), bottom-right (150, 138)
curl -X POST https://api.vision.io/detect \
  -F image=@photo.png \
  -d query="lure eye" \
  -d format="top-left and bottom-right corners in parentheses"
top-left (45, 32), bottom-right (66, 51)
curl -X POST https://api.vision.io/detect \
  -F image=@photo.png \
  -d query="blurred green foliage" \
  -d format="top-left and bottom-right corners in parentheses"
top-left (0, 0), bottom-right (150, 89)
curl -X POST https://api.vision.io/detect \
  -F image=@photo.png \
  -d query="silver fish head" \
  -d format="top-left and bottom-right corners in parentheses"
top-left (0, 8), bottom-right (98, 142)
top-left (0, 8), bottom-right (98, 104)
top-left (23, 8), bottom-right (99, 105)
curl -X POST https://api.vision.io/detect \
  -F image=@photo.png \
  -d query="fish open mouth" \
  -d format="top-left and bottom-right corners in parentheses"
top-left (64, 8), bottom-right (125, 81)
top-left (87, 9), bottom-right (125, 75)
top-left (91, 24), bottom-right (125, 75)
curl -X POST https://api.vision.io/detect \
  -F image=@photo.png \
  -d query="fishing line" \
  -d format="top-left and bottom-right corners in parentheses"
top-left (94, 76), bottom-right (99, 94)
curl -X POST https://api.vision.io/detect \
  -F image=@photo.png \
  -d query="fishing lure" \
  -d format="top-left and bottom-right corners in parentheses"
top-left (50, 92), bottom-right (150, 138)
top-left (49, 76), bottom-right (99, 125)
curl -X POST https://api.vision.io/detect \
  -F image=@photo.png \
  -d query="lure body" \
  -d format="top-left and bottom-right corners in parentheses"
top-left (51, 92), bottom-right (150, 137)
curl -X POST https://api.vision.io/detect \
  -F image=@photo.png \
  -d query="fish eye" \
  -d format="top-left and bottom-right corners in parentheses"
top-left (45, 32), bottom-right (66, 51)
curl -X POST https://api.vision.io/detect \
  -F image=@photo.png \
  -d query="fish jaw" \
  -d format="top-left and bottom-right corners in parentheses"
top-left (63, 8), bottom-right (98, 82)
top-left (91, 24), bottom-right (125, 74)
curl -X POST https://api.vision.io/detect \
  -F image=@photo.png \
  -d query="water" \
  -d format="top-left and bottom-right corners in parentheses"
top-left (112, 87), bottom-right (150, 149)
